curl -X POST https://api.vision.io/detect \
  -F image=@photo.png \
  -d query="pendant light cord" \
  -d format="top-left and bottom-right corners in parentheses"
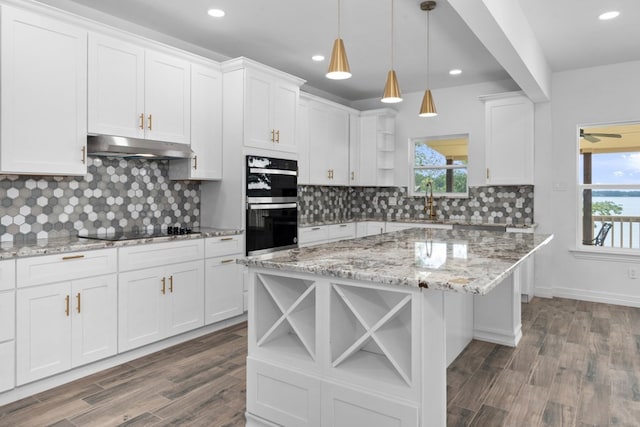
top-left (391, 0), bottom-right (395, 69)
top-left (426, 9), bottom-right (430, 88)
top-left (337, 0), bottom-right (341, 38)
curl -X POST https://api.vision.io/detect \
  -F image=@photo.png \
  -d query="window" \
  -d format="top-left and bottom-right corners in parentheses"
top-left (579, 123), bottom-right (640, 250)
top-left (411, 135), bottom-right (468, 196)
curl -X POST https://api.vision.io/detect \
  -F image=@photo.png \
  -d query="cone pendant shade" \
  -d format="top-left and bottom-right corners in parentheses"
top-left (381, 70), bottom-right (402, 103)
top-left (419, 89), bottom-right (438, 117)
top-left (326, 38), bottom-right (351, 80)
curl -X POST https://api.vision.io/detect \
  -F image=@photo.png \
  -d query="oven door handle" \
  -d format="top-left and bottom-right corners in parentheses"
top-left (249, 167), bottom-right (297, 176)
top-left (248, 202), bottom-right (298, 210)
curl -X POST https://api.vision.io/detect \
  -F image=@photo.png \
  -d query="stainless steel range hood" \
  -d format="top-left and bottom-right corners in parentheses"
top-left (87, 135), bottom-right (194, 159)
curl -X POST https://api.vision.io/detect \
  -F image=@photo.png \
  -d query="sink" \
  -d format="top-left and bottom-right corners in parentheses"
top-left (452, 223), bottom-right (507, 232)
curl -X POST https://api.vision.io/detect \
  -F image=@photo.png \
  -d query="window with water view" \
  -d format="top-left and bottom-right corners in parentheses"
top-left (412, 135), bottom-right (468, 196)
top-left (579, 123), bottom-right (640, 250)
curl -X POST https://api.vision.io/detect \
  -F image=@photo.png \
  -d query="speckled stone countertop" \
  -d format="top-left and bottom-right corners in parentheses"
top-left (0, 227), bottom-right (243, 260)
top-left (240, 228), bottom-right (552, 295)
top-left (299, 217), bottom-right (536, 230)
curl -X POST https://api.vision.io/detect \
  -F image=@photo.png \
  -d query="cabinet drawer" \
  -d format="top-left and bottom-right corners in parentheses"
top-left (17, 249), bottom-right (117, 288)
top-left (0, 259), bottom-right (15, 291)
top-left (0, 291), bottom-right (14, 342)
top-left (205, 235), bottom-right (244, 258)
top-left (298, 226), bottom-right (329, 245)
top-left (328, 223), bottom-right (355, 241)
top-left (119, 239), bottom-right (204, 272)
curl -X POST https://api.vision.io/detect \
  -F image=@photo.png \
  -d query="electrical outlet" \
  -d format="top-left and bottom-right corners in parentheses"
top-left (629, 267), bottom-right (638, 279)
top-left (389, 197), bottom-right (397, 206)
top-left (515, 198), bottom-right (524, 209)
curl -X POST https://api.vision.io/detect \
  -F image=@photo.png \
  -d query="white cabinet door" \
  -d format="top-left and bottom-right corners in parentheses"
top-left (308, 100), bottom-right (350, 186)
top-left (16, 282), bottom-right (72, 385)
top-left (118, 267), bottom-right (165, 352)
top-left (204, 257), bottom-right (244, 325)
top-left (244, 67), bottom-right (299, 153)
top-left (170, 63), bottom-right (222, 180)
top-left (88, 33), bottom-right (145, 138)
top-left (0, 291), bottom-right (15, 343)
top-left (145, 50), bottom-right (191, 144)
top-left (0, 341), bottom-right (14, 393)
top-left (165, 260), bottom-right (204, 337)
top-left (483, 93), bottom-right (534, 185)
top-left (1, 6), bottom-right (87, 175)
top-left (327, 108), bottom-right (350, 186)
top-left (71, 274), bottom-right (118, 367)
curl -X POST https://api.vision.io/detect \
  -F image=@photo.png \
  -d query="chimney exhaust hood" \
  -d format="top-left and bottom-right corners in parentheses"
top-left (87, 135), bottom-right (194, 159)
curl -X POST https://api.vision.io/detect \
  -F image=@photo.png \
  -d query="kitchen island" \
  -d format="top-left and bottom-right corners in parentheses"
top-left (240, 227), bottom-right (553, 427)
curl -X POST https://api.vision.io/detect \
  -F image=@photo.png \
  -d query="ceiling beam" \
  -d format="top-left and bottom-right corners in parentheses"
top-left (448, 0), bottom-right (551, 102)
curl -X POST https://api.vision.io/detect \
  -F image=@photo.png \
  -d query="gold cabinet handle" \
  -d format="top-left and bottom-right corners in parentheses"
top-left (62, 254), bottom-right (85, 261)
top-left (351, 171), bottom-right (355, 181)
top-left (327, 169), bottom-right (331, 179)
top-left (65, 295), bottom-right (70, 317)
top-left (161, 277), bottom-right (166, 295)
top-left (486, 168), bottom-right (490, 179)
top-left (148, 114), bottom-right (153, 131)
top-left (221, 259), bottom-right (234, 264)
top-left (139, 113), bottom-right (144, 129)
top-left (169, 275), bottom-right (173, 293)
top-left (193, 155), bottom-right (198, 170)
top-left (81, 146), bottom-right (86, 164)
top-left (275, 130), bottom-right (280, 143)
top-left (76, 293), bottom-right (81, 314)
top-left (270, 129), bottom-right (275, 142)
top-left (311, 227), bottom-right (321, 230)
top-left (221, 237), bottom-right (233, 241)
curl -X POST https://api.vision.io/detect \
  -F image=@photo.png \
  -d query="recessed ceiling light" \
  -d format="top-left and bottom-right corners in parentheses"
top-left (598, 11), bottom-right (620, 20)
top-left (312, 55), bottom-right (325, 62)
top-left (449, 69), bottom-right (462, 75)
top-left (207, 9), bottom-right (225, 18)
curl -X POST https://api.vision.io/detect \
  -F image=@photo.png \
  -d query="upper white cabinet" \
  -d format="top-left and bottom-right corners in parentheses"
top-left (0, 6), bottom-right (87, 175)
top-left (223, 58), bottom-right (304, 154)
top-left (481, 92), bottom-right (534, 185)
top-left (88, 33), bottom-right (191, 144)
top-left (352, 109), bottom-right (396, 187)
top-left (304, 95), bottom-right (353, 186)
top-left (170, 63), bottom-right (223, 180)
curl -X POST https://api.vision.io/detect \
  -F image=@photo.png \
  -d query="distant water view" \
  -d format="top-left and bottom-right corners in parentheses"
top-left (592, 196), bottom-right (640, 248)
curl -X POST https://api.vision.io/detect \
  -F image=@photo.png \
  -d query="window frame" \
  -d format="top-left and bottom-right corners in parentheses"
top-left (409, 134), bottom-right (469, 198)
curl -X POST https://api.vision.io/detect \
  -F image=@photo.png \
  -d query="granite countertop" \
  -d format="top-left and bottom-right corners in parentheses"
top-left (0, 227), bottom-right (244, 260)
top-left (240, 228), bottom-right (552, 295)
top-left (299, 217), bottom-right (536, 230)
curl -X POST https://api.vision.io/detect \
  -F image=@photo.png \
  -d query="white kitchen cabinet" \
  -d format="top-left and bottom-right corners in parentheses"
top-left (88, 33), bottom-right (191, 144)
top-left (16, 273), bottom-right (117, 385)
top-left (0, 259), bottom-right (15, 393)
top-left (481, 92), bottom-right (534, 185)
top-left (204, 235), bottom-right (244, 324)
top-left (223, 58), bottom-right (304, 154)
top-left (307, 98), bottom-right (351, 186)
top-left (1, 6), bottom-right (87, 175)
top-left (327, 223), bottom-right (356, 242)
top-left (298, 225), bottom-right (330, 247)
top-left (352, 109), bottom-right (397, 187)
top-left (0, 341), bottom-right (14, 393)
top-left (118, 240), bottom-right (205, 352)
top-left (170, 63), bottom-right (222, 180)
top-left (356, 221), bottom-right (386, 237)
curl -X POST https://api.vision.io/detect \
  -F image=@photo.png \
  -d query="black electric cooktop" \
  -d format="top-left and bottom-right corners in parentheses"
top-left (79, 227), bottom-right (198, 241)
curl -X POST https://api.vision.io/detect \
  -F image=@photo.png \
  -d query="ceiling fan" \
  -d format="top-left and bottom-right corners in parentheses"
top-left (580, 128), bottom-right (622, 143)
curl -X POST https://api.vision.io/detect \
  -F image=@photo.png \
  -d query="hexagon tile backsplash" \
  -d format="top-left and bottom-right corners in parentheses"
top-left (0, 157), bottom-right (200, 243)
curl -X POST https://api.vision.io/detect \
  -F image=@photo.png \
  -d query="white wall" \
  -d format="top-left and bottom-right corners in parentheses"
top-left (351, 79), bottom-right (519, 187)
top-left (536, 60), bottom-right (640, 306)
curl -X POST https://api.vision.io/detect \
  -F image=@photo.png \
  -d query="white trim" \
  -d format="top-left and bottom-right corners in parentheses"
top-left (552, 287), bottom-right (640, 308)
top-left (473, 325), bottom-right (522, 347)
top-left (570, 247), bottom-right (640, 262)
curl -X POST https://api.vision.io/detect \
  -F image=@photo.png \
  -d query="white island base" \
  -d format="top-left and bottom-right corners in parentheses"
top-left (244, 267), bottom-right (522, 427)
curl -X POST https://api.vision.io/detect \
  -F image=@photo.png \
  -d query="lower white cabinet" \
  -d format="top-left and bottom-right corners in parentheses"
top-left (16, 274), bottom-right (118, 385)
top-left (355, 221), bottom-right (386, 237)
top-left (298, 223), bottom-right (356, 247)
top-left (205, 256), bottom-right (244, 324)
top-left (118, 260), bottom-right (204, 352)
top-left (0, 341), bottom-right (14, 393)
top-left (0, 282), bottom-right (15, 392)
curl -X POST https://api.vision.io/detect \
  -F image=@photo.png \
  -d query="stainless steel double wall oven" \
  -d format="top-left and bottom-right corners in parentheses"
top-left (245, 156), bottom-right (298, 255)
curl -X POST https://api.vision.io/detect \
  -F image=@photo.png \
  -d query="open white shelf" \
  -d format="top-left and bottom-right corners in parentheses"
top-left (255, 273), bottom-right (317, 361)
top-left (330, 284), bottom-right (413, 386)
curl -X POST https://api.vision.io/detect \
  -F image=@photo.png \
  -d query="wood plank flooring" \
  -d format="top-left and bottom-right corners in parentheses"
top-left (0, 297), bottom-right (638, 426)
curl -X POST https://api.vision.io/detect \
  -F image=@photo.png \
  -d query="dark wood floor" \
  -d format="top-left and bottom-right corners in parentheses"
top-left (0, 297), bottom-right (638, 426)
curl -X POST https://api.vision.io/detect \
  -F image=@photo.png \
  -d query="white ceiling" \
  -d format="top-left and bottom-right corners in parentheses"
top-left (35, 0), bottom-right (640, 103)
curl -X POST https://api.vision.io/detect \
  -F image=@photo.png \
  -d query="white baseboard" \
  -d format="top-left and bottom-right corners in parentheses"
top-left (534, 286), bottom-right (554, 298)
top-left (551, 287), bottom-right (640, 308)
top-left (473, 325), bottom-right (522, 348)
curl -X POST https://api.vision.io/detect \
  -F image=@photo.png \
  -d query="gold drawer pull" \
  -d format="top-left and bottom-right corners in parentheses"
top-left (139, 113), bottom-right (144, 129)
top-left (311, 227), bottom-right (321, 231)
top-left (221, 259), bottom-right (234, 264)
top-left (76, 293), bottom-right (81, 314)
top-left (221, 237), bottom-right (234, 241)
top-left (193, 155), bottom-right (198, 170)
top-left (169, 275), bottom-right (174, 293)
top-left (148, 114), bottom-right (153, 131)
top-left (161, 277), bottom-right (166, 295)
top-left (62, 255), bottom-right (85, 261)
top-left (65, 295), bottom-right (70, 317)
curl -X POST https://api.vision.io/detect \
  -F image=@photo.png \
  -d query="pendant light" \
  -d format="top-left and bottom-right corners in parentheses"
top-left (381, 0), bottom-right (402, 103)
top-left (419, 1), bottom-right (438, 117)
top-left (326, 0), bottom-right (351, 80)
